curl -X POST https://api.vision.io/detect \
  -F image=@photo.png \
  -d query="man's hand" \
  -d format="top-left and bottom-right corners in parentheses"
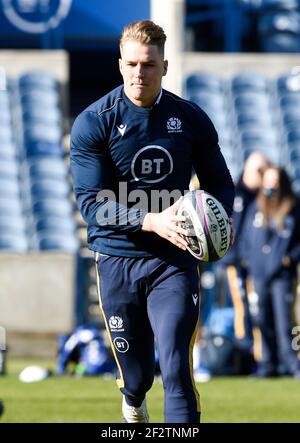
top-left (142, 198), bottom-right (188, 250)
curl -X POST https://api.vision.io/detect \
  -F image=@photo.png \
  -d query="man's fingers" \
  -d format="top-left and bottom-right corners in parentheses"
top-left (167, 230), bottom-right (188, 249)
top-left (169, 223), bottom-right (194, 237)
top-left (172, 225), bottom-right (188, 237)
top-left (171, 215), bottom-right (186, 223)
top-left (172, 237), bottom-right (188, 250)
top-left (170, 196), bottom-right (184, 213)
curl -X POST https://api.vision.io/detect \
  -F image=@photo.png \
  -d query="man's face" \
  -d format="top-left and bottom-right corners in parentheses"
top-left (119, 40), bottom-right (168, 107)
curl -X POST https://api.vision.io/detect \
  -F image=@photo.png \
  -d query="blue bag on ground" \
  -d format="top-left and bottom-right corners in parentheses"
top-left (57, 325), bottom-right (116, 376)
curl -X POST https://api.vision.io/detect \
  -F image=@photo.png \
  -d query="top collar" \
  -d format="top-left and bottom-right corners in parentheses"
top-left (153, 89), bottom-right (163, 106)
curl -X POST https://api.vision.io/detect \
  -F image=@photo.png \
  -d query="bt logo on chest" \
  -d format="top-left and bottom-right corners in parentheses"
top-left (131, 145), bottom-right (173, 183)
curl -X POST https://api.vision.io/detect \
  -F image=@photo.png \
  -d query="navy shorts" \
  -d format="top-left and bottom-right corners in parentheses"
top-left (95, 253), bottom-right (201, 423)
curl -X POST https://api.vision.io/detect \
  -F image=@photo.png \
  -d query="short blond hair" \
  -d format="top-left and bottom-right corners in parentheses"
top-left (120, 20), bottom-right (166, 56)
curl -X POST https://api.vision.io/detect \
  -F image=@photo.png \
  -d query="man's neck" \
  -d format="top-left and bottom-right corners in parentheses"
top-left (124, 88), bottom-right (162, 108)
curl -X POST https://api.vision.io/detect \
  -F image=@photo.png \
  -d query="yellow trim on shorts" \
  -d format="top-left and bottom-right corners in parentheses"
top-left (246, 277), bottom-right (262, 362)
top-left (95, 252), bottom-right (125, 389)
top-left (227, 266), bottom-right (245, 339)
top-left (189, 319), bottom-right (201, 413)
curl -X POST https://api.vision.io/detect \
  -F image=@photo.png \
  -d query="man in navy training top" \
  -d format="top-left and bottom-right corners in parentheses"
top-left (70, 19), bottom-right (235, 423)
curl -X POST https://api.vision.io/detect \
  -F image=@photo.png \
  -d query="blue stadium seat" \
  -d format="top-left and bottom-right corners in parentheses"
top-left (26, 141), bottom-right (64, 158)
top-left (187, 91), bottom-right (224, 109)
top-left (34, 216), bottom-right (76, 234)
top-left (237, 110), bottom-right (273, 127)
top-left (238, 123), bottom-right (276, 136)
top-left (288, 142), bottom-right (300, 161)
top-left (241, 128), bottom-right (278, 146)
top-left (24, 123), bottom-right (62, 145)
top-left (0, 215), bottom-right (26, 234)
top-left (244, 145), bottom-right (281, 164)
top-left (0, 111), bottom-right (11, 124)
top-left (32, 198), bottom-right (73, 217)
top-left (0, 143), bottom-right (16, 160)
top-left (0, 104), bottom-right (11, 113)
top-left (28, 158), bottom-right (68, 179)
top-left (185, 72), bottom-right (223, 93)
top-left (20, 90), bottom-right (59, 107)
top-left (0, 178), bottom-right (19, 196)
top-left (218, 129), bottom-right (232, 146)
top-left (0, 92), bottom-right (9, 107)
top-left (19, 70), bottom-right (57, 91)
top-left (0, 197), bottom-right (22, 215)
top-left (2, 71), bottom-right (76, 253)
top-left (184, 69), bottom-right (287, 186)
top-left (0, 126), bottom-right (13, 142)
top-left (287, 128), bottom-right (300, 143)
top-left (0, 160), bottom-right (18, 178)
top-left (282, 106), bottom-right (300, 127)
top-left (206, 112), bottom-right (227, 131)
top-left (221, 145), bottom-right (242, 164)
top-left (22, 106), bottom-right (61, 126)
top-left (242, 139), bottom-right (279, 151)
top-left (232, 72), bottom-right (268, 93)
top-left (31, 178), bottom-right (70, 199)
top-left (37, 234), bottom-right (79, 253)
top-left (280, 93), bottom-right (300, 107)
top-left (234, 92), bottom-right (270, 111)
top-left (0, 234), bottom-right (28, 252)
top-left (278, 72), bottom-right (300, 93)
top-left (263, 33), bottom-right (300, 52)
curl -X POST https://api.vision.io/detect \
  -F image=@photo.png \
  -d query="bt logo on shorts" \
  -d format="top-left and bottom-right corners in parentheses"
top-left (109, 316), bottom-right (124, 332)
top-left (113, 337), bottom-right (129, 353)
top-left (131, 145), bottom-right (173, 183)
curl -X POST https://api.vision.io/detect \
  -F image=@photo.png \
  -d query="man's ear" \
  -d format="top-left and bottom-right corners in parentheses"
top-left (163, 60), bottom-right (168, 76)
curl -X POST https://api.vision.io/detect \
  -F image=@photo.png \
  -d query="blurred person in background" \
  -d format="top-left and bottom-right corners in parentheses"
top-left (241, 165), bottom-right (300, 378)
top-left (192, 151), bottom-right (269, 378)
top-left (221, 152), bottom-right (269, 354)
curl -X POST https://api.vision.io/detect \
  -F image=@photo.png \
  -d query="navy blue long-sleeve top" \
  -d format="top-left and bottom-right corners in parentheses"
top-left (241, 200), bottom-right (300, 282)
top-left (70, 85), bottom-right (235, 259)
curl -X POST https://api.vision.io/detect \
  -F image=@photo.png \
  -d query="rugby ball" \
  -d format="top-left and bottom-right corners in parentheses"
top-left (19, 366), bottom-right (51, 383)
top-left (177, 190), bottom-right (231, 262)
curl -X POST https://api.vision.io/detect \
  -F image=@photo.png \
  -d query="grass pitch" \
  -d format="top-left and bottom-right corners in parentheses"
top-left (1, 359), bottom-right (300, 423)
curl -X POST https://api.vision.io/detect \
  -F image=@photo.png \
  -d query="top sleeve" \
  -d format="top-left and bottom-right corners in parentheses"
top-left (70, 110), bottom-right (147, 232)
top-left (192, 106), bottom-right (235, 216)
